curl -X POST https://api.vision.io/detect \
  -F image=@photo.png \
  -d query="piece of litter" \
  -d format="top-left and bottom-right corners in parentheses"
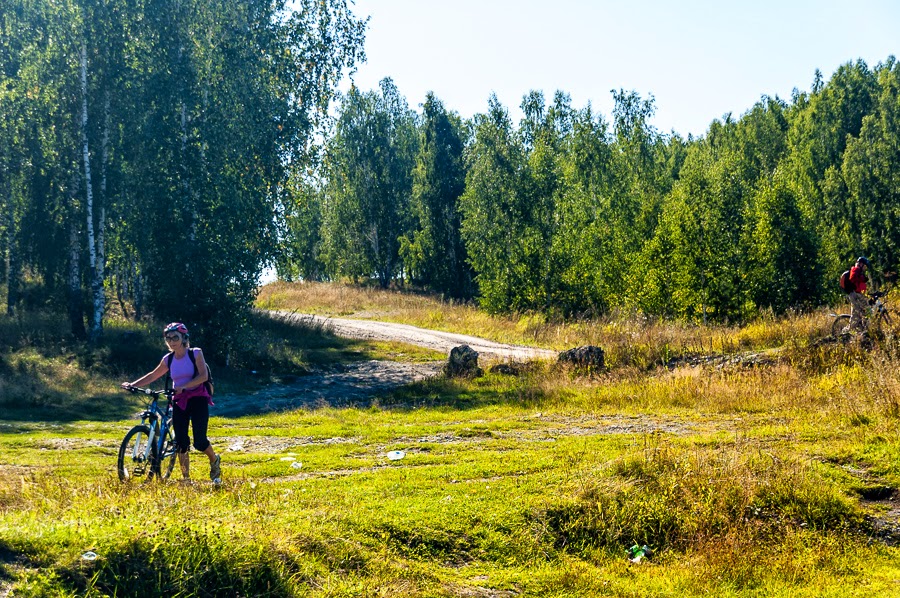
top-left (81, 551), bottom-right (98, 561)
top-left (386, 450), bottom-right (405, 461)
top-left (627, 544), bottom-right (652, 563)
top-left (279, 456), bottom-right (296, 462)
top-left (290, 461), bottom-right (303, 469)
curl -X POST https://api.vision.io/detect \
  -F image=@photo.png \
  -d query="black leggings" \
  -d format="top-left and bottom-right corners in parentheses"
top-left (172, 395), bottom-right (211, 453)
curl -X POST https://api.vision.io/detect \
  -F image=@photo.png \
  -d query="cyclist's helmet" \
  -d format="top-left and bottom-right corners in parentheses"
top-left (857, 256), bottom-right (871, 267)
top-left (163, 322), bottom-right (189, 338)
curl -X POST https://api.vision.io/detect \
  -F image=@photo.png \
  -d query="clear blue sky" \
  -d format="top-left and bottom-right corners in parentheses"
top-left (342, 0), bottom-right (899, 137)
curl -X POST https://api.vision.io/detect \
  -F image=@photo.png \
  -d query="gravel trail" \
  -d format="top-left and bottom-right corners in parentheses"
top-left (271, 311), bottom-right (558, 361)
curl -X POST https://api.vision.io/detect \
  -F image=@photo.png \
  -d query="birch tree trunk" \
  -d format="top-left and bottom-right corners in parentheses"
top-left (181, 100), bottom-right (198, 242)
top-left (68, 217), bottom-right (86, 338)
top-left (96, 90), bottom-right (109, 322)
top-left (80, 42), bottom-right (104, 341)
top-left (132, 256), bottom-right (145, 320)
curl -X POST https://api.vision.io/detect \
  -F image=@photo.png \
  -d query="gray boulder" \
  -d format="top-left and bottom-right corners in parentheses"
top-left (557, 345), bottom-right (605, 369)
top-left (444, 345), bottom-right (483, 378)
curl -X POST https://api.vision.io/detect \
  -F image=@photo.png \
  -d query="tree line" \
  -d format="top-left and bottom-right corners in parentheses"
top-left (0, 0), bottom-right (366, 351)
top-left (3, 1), bottom-right (898, 345)
top-left (280, 57), bottom-right (900, 322)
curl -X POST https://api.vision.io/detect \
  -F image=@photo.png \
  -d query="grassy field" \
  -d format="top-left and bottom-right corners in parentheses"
top-left (2, 284), bottom-right (900, 596)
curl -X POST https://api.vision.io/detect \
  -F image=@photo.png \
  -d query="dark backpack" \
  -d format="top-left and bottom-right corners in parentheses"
top-left (165, 348), bottom-right (214, 396)
top-left (839, 270), bottom-right (852, 293)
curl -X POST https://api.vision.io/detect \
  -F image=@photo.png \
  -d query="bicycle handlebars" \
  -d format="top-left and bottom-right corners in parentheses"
top-left (122, 385), bottom-right (174, 398)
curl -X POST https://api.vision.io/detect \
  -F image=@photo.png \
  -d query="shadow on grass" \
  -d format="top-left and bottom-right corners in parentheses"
top-left (0, 310), bottom-right (401, 424)
top-left (0, 534), bottom-right (301, 598)
top-left (0, 359), bottom-right (140, 424)
top-left (374, 372), bottom-right (554, 412)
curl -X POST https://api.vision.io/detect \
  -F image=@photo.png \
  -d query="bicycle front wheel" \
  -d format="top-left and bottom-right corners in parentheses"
top-left (118, 425), bottom-right (152, 483)
top-left (831, 314), bottom-right (851, 338)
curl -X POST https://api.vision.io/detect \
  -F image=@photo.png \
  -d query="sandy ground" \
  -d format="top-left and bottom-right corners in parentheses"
top-left (212, 360), bottom-right (442, 416)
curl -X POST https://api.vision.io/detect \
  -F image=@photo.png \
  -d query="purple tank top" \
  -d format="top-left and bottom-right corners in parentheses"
top-left (169, 349), bottom-right (199, 388)
top-left (167, 348), bottom-right (212, 409)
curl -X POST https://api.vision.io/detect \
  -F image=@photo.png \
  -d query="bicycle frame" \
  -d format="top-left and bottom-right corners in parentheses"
top-left (830, 290), bottom-right (894, 337)
top-left (122, 387), bottom-right (175, 478)
top-left (132, 395), bottom-right (173, 473)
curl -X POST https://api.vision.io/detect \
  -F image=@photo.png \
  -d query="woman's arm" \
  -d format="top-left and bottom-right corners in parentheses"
top-left (121, 357), bottom-right (168, 389)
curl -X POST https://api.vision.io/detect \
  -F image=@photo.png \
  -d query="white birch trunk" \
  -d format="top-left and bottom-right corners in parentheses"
top-left (96, 90), bottom-right (109, 319)
top-left (67, 215), bottom-right (86, 337)
top-left (132, 257), bottom-right (144, 321)
top-left (80, 42), bottom-right (104, 340)
top-left (5, 188), bottom-right (15, 316)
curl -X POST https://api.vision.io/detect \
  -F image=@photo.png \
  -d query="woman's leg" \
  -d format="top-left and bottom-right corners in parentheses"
top-left (172, 403), bottom-right (192, 479)
top-left (188, 397), bottom-right (221, 481)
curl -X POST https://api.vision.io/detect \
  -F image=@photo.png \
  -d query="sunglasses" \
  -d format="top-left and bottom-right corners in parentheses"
top-left (164, 335), bottom-right (181, 342)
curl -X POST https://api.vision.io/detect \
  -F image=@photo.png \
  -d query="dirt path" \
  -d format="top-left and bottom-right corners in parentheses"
top-left (207, 313), bottom-right (559, 418)
top-left (212, 360), bottom-right (442, 417)
top-left (271, 311), bottom-right (558, 361)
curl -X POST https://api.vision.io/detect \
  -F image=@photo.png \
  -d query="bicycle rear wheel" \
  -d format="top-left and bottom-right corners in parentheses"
top-left (831, 314), bottom-right (851, 338)
top-left (118, 425), bottom-right (152, 482)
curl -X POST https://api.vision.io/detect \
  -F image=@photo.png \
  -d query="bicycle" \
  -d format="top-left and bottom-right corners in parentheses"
top-left (830, 290), bottom-right (894, 337)
top-left (118, 387), bottom-right (178, 483)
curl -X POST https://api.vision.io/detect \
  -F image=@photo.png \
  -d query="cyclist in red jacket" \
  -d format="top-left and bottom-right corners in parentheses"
top-left (846, 257), bottom-right (870, 332)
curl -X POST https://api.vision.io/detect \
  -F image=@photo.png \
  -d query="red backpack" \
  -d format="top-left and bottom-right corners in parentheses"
top-left (839, 270), bottom-right (852, 293)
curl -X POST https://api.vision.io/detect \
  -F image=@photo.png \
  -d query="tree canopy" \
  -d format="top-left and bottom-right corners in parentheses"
top-left (1, 0), bottom-right (365, 353)
top-left (4, 4), bottom-right (899, 331)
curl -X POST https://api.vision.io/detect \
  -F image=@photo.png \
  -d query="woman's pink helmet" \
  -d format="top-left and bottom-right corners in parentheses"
top-left (163, 322), bottom-right (189, 337)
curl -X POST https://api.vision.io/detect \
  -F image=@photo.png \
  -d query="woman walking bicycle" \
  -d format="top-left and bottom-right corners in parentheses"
top-left (121, 322), bottom-right (221, 485)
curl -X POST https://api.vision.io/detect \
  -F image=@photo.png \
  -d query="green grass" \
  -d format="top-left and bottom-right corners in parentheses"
top-left (3, 301), bottom-right (900, 595)
top-left (3, 365), bottom-right (900, 596)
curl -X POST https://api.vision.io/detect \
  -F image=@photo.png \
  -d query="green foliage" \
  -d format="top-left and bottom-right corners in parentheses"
top-left (458, 95), bottom-right (528, 312)
top-left (399, 93), bottom-right (472, 297)
top-left (320, 79), bottom-right (418, 287)
top-left (277, 174), bottom-right (327, 282)
top-left (1, 0), bottom-right (366, 350)
top-left (301, 57), bottom-right (900, 323)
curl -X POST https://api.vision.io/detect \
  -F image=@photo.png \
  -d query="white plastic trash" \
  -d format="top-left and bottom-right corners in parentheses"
top-left (386, 450), bottom-right (406, 461)
top-left (290, 461), bottom-right (303, 469)
top-left (81, 551), bottom-right (98, 561)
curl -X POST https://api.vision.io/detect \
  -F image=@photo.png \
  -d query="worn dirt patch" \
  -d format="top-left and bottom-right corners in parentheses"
top-left (213, 360), bottom-right (443, 417)
top-left (219, 435), bottom-right (361, 454)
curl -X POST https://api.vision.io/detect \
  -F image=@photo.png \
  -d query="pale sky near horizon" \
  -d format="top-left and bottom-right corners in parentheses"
top-left (341, 0), bottom-right (899, 138)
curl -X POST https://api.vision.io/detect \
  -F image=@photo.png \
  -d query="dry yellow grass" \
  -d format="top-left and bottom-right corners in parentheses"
top-left (256, 281), bottom-right (831, 359)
